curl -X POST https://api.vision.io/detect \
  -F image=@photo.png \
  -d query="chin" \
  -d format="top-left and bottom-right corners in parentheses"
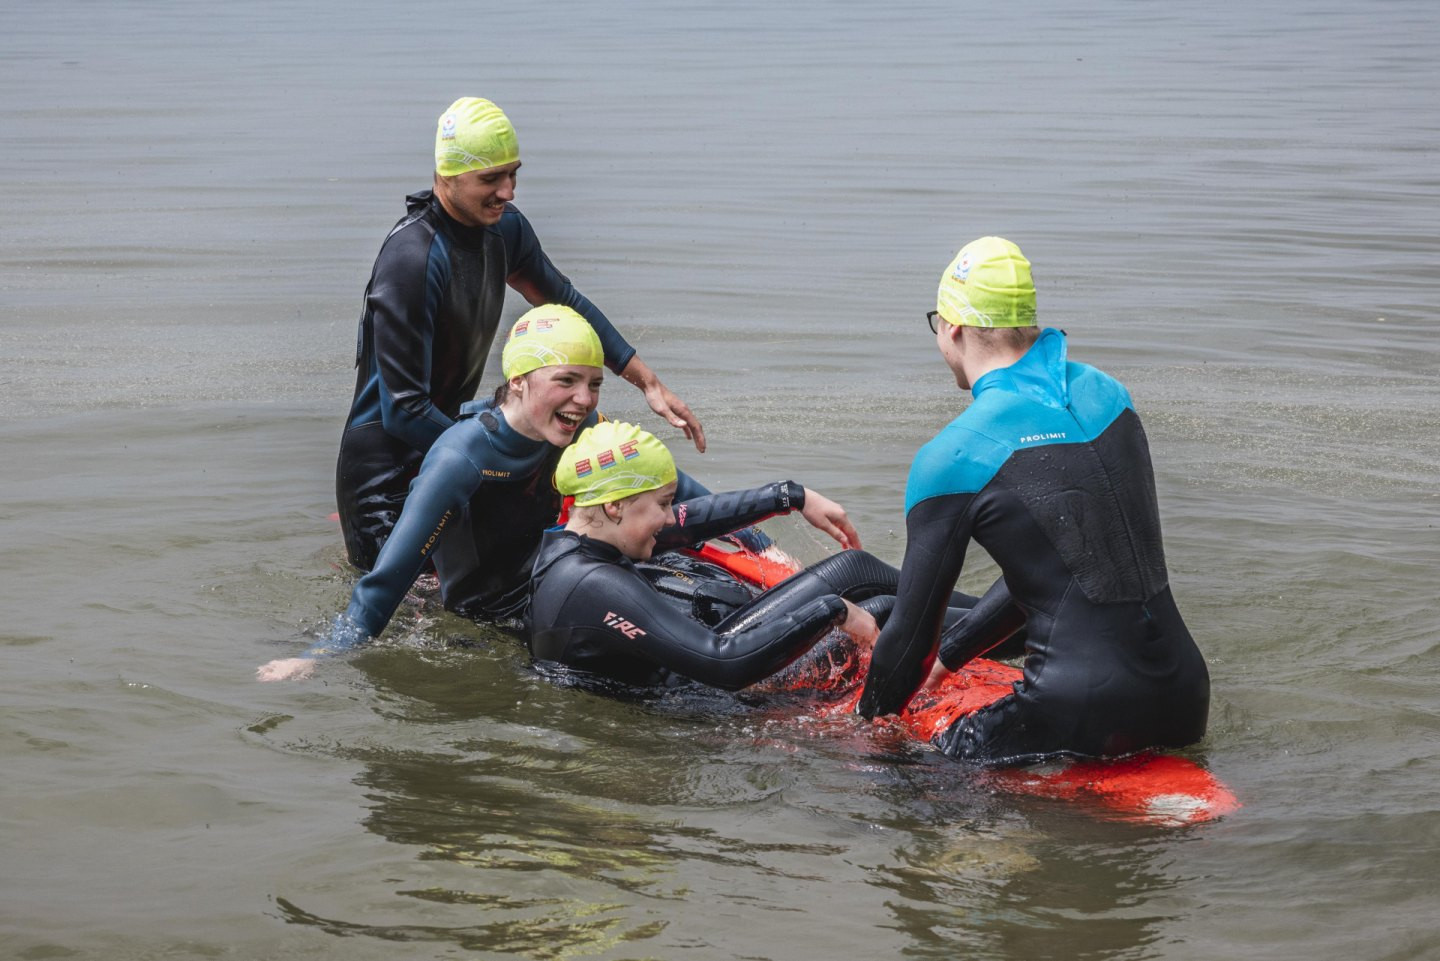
top-left (542, 425), bottom-right (578, 447)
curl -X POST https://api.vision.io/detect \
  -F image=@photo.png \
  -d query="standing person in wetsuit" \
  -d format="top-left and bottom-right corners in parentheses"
top-left (856, 237), bottom-right (1209, 763)
top-left (337, 96), bottom-right (704, 572)
top-left (263, 307), bottom-right (619, 681)
top-left (528, 421), bottom-right (900, 691)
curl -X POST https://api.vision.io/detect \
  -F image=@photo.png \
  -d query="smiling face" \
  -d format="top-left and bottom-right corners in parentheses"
top-left (607, 482), bottom-right (678, 561)
top-left (434, 160), bottom-right (520, 227)
top-left (503, 364), bottom-right (603, 446)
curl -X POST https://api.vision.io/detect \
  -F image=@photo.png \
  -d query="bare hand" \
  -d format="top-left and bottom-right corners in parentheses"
top-left (920, 656), bottom-right (950, 693)
top-left (840, 600), bottom-right (879, 648)
top-left (643, 379), bottom-right (706, 452)
top-left (798, 490), bottom-right (862, 550)
top-left (257, 657), bottom-right (316, 682)
top-left (623, 356), bottom-right (706, 452)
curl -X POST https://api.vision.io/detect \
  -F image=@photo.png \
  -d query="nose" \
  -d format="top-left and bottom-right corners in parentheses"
top-left (496, 174), bottom-right (516, 202)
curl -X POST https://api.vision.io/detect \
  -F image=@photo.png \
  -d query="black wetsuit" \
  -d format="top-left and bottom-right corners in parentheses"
top-left (856, 328), bottom-right (1210, 764)
top-left (528, 485), bottom-right (906, 690)
top-left (336, 190), bottom-right (635, 570)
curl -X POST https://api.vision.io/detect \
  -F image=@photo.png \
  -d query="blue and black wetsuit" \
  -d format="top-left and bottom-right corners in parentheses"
top-left (856, 328), bottom-right (1209, 764)
top-left (336, 400), bottom-right (603, 644)
top-left (337, 189), bottom-right (636, 570)
top-left (528, 485), bottom-right (908, 690)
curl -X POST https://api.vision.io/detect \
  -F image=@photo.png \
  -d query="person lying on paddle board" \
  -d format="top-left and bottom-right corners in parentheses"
top-left (856, 237), bottom-right (1210, 763)
top-left (527, 421), bottom-right (904, 691)
top-left (260, 310), bottom-right (856, 682)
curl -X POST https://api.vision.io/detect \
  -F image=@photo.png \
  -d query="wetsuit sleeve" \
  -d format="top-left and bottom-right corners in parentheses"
top-left (369, 230), bottom-right (456, 451)
top-left (500, 208), bottom-right (636, 374)
top-left (548, 561), bottom-right (846, 691)
top-left (324, 445), bottom-right (484, 648)
top-left (654, 482), bottom-right (803, 551)
top-left (855, 491), bottom-right (975, 718)
top-left (672, 472), bottom-right (775, 552)
top-left (674, 470), bottom-right (709, 500)
top-left (937, 575), bottom-right (1026, 669)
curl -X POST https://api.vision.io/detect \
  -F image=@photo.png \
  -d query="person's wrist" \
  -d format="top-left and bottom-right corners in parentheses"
top-left (777, 481), bottom-right (806, 512)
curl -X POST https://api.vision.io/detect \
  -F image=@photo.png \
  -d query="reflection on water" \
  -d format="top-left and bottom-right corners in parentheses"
top-left (249, 631), bottom-right (1218, 957)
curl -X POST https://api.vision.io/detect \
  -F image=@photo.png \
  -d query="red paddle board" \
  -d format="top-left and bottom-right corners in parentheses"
top-left (691, 542), bottom-right (1239, 826)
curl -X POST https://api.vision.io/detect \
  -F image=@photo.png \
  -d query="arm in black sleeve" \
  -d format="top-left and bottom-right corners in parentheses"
top-left (674, 470), bottom-right (709, 500)
top-left (500, 207), bottom-right (636, 374)
top-left (654, 481), bottom-right (803, 551)
top-left (855, 492), bottom-right (975, 718)
top-left (369, 230), bottom-right (455, 451)
top-left (937, 575), bottom-right (1026, 669)
top-left (552, 559), bottom-right (846, 691)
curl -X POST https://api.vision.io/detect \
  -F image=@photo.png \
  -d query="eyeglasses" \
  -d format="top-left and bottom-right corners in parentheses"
top-left (926, 310), bottom-right (942, 334)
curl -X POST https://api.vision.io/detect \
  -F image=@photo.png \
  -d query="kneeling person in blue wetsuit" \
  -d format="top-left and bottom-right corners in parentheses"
top-left (856, 237), bottom-right (1209, 763)
top-left (528, 422), bottom-right (900, 691)
top-left (263, 306), bottom-right (619, 681)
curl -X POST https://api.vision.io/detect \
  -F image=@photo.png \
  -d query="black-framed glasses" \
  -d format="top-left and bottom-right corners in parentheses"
top-left (926, 310), bottom-right (942, 334)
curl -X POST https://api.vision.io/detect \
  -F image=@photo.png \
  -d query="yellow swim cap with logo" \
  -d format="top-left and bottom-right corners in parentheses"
top-left (435, 97), bottom-right (520, 176)
top-left (500, 305), bottom-right (605, 379)
top-left (936, 236), bottom-right (1037, 328)
top-left (555, 421), bottom-right (678, 507)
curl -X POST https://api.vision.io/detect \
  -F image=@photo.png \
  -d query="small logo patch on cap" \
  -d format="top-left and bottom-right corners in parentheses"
top-left (441, 113), bottom-right (457, 140)
top-left (954, 252), bottom-right (973, 282)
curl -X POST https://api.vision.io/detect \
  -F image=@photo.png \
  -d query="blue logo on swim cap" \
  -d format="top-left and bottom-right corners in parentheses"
top-left (954, 252), bottom-right (973, 282)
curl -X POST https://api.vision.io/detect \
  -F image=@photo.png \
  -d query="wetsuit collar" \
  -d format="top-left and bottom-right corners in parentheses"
top-left (970, 327), bottom-right (1070, 410)
top-left (457, 398), bottom-right (554, 459)
top-left (411, 188), bottom-right (495, 247)
top-left (535, 527), bottom-right (634, 575)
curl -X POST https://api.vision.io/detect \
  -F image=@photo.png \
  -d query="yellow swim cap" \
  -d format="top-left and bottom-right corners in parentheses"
top-left (500, 305), bottom-right (605, 379)
top-left (555, 421), bottom-right (678, 507)
top-left (435, 97), bottom-right (520, 177)
top-left (936, 237), bottom-right (1037, 328)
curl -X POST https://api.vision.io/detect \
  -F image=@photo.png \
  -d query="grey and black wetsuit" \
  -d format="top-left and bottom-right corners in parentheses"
top-left (856, 328), bottom-right (1209, 764)
top-left (528, 485), bottom-right (906, 690)
top-left (336, 190), bottom-right (635, 570)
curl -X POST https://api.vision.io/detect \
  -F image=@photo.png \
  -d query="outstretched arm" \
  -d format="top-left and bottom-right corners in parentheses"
top-left (655, 482), bottom-right (860, 552)
top-left (855, 492), bottom-right (975, 717)
top-left (534, 560), bottom-right (846, 691)
top-left (502, 208), bottom-right (706, 452)
top-left (258, 446), bottom-right (482, 681)
top-left (655, 482), bottom-right (805, 550)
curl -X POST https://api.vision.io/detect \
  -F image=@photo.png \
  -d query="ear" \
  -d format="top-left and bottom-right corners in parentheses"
top-left (508, 373), bottom-right (527, 395)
